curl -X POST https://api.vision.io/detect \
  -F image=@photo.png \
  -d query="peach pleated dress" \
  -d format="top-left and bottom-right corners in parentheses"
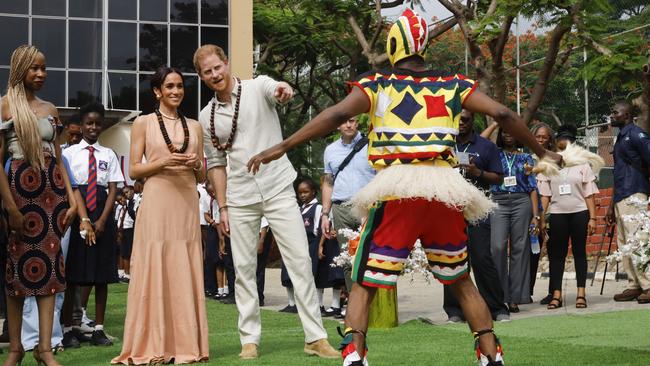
top-left (112, 113), bottom-right (209, 365)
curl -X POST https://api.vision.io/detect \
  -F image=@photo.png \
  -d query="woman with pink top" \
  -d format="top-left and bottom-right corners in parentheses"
top-left (536, 125), bottom-right (598, 310)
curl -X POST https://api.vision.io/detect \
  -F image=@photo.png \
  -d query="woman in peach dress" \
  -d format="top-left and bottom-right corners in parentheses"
top-left (112, 66), bottom-right (209, 365)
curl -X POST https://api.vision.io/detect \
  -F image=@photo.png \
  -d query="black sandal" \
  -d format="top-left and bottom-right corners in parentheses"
top-left (547, 298), bottom-right (562, 309)
top-left (576, 296), bottom-right (588, 308)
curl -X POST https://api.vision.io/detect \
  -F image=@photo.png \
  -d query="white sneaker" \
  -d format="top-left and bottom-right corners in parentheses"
top-left (75, 322), bottom-right (94, 334)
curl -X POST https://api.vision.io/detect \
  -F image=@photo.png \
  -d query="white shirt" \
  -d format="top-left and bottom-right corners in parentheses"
top-left (199, 76), bottom-right (297, 206)
top-left (198, 184), bottom-right (210, 225)
top-left (117, 203), bottom-right (135, 229)
top-left (62, 139), bottom-right (123, 186)
top-left (209, 198), bottom-right (221, 223)
top-left (302, 199), bottom-right (322, 236)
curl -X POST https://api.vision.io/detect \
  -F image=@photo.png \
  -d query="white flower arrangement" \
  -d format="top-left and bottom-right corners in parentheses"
top-left (607, 196), bottom-right (650, 273)
top-left (332, 228), bottom-right (434, 284)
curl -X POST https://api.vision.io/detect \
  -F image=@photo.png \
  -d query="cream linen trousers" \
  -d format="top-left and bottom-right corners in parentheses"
top-left (228, 183), bottom-right (328, 345)
top-left (615, 192), bottom-right (650, 291)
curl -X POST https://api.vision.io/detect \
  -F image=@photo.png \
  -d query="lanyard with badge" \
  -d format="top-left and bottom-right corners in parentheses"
top-left (503, 152), bottom-right (517, 187)
top-left (456, 144), bottom-right (471, 165)
top-left (558, 168), bottom-right (572, 195)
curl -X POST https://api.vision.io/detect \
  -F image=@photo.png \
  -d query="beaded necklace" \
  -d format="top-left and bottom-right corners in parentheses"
top-left (155, 109), bottom-right (190, 153)
top-left (210, 77), bottom-right (241, 151)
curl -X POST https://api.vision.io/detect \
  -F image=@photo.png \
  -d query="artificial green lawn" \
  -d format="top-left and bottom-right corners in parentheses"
top-left (4, 283), bottom-right (650, 365)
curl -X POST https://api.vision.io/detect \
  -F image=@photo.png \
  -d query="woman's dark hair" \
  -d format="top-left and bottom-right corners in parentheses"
top-left (150, 66), bottom-right (185, 94)
top-left (556, 124), bottom-right (577, 143)
top-left (296, 177), bottom-right (319, 193)
top-left (79, 102), bottom-right (105, 120)
top-left (496, 128), bottom-right (523, 149)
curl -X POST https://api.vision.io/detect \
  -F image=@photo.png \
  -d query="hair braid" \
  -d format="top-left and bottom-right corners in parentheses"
top-left (6, 45), bottom-right (44, 171)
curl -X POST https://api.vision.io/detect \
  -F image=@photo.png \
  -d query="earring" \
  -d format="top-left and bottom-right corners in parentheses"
top-left (156, 94), bottom-right (161, 100)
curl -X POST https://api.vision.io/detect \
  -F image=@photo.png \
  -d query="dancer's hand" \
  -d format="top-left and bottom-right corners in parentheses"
top-left (543, 150), bottom-right (563, 167)
top-left (247, 144), bottom-right (285, 175)
top-left (219, 209), bottom-right (230, 237)
top-left (7, 207), bottom-right (24, 239)
top-left (274, 82), bottom-right (294, 104)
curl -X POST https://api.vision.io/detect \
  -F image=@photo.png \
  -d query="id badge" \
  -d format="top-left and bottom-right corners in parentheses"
top-left (559, 184), bottom-right (572, 195)
top-left (456, 152), bottom-right (470, 165)
top-left (504, 176), bottom-right (517, 187)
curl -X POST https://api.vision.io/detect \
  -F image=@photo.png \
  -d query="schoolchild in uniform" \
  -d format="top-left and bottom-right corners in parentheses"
top-left (204, 180), bottom-right (227, 299)
top-left (117, 186), bottom-right (136, 282)
top-left (61, 102), bottom-right (123, 346)
top-left (280, 178), bottom-right (329, 312)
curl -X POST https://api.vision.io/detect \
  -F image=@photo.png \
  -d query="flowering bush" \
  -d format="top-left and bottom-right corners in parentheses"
top-left (332, 228), bottom-right (434, 284)
top-left (608, 196), bottom-right (650, 273)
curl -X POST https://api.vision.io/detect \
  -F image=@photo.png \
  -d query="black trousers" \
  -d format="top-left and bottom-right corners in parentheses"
top-left (443, 220), bottom-right (509, 319)
top-left (256, 229), bottom-right (273, 303)
top-left (222, 237), bottom-right (236, 294)
top-left (548, 210), bottom-right (589, 291)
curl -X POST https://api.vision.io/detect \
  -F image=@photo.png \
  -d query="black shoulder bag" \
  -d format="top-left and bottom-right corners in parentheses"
top-left (333, 135), bottom-right (369, 183)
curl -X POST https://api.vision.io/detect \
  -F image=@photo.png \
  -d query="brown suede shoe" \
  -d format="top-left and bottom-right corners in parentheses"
top-left (637, 290), bottom-right (650, 304)
top-left (613, 288), bottom-right (643, 301)
top-left (239, 343), bottom-right (259, 359)
top-left (304, 338), bottom-right (340, 359)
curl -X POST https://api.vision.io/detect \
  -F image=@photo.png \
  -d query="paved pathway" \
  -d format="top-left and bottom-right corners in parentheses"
top-left (261, 268), bottom-right (648, 325)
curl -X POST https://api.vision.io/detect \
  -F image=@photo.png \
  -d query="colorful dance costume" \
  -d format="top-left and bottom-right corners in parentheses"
top-left (342, 9), bottom-right (502, 366)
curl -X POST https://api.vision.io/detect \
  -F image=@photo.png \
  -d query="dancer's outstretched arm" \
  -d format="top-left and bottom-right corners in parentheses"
top-left (247, 87), bottom-right (369, 174)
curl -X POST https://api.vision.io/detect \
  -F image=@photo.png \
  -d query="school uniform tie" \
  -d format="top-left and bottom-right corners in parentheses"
top-left (86, 146), bottom-right (97, 212)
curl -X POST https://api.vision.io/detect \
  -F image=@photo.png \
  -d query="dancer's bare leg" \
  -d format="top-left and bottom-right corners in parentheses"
top-left (344, 283), bottom-right (377, 354)
top-left (450, 276), bottom-right (497, 359)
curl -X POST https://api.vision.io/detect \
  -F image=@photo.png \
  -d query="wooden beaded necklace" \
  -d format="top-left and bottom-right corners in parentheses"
top-left (209, 77), bottom-right (241, 151)
top-left (155, 108), bottom-right (190, 153)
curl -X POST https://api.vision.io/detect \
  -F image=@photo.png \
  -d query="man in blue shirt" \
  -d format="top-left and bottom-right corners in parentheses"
top-left (606, 100), bottom-right (650, 304)
top-left (321, 117), bottom-right (375, 316)
top-left (443, 110), bottom-right (510, 321)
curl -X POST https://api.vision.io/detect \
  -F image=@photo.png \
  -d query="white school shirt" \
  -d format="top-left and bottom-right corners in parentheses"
top-left (209, 198), bottom-right (221, 223)
top-left (199, 76), bottom-right (297, 207)
top-left (198, 184), bottom-right (210, 225)
top-left (118, 201), bottom-right (135, 229)
top-left (62, 139), bottom-right (123, 186)
top-left (301, 198), bottom-right (322, 236)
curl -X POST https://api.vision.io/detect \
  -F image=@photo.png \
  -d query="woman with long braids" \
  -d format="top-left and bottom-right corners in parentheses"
top-left (0, 45), bottom-right (77, 366)
top-left (112, 67), bottom-right (209, 365)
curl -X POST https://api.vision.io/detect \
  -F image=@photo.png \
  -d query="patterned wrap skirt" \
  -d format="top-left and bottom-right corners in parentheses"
top-left (5, 155), bottom-right (67, 297)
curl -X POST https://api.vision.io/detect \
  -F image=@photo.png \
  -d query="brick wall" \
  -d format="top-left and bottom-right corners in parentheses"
top-left (586, 187), bottom-right (617, 254)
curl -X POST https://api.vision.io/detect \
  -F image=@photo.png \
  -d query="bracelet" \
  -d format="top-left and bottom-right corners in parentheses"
top-left (533, 215), bottom-right (541, 220)
top-left (193, 159), bottom-right (204, 171)
top-left (81, 218), bottom-right (91, 223)
top-left (321, 211), bottom-right (330, 217)
top-left (589, 217), bottom-right (596, 221)
top-left (219, 206), bottom-right (228, 213)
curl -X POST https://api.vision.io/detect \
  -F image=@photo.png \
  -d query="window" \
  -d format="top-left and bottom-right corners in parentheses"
top-left (0, 69), bottom-right (8, 96)
top-left (109, 73), bottom-right (137, 110)
top-left (0, 0), bottom-right (28, 14)
top-left (108, 22), bottom-right (137, 71)
top-left (33, 0), bottom-right (66, 16)
top-left (39, 71), bottom-right (66, 107)
top-left (0, 17), bottom-right (29, 65)
top-left (201, 0), bottom-right (228, 25)
top-left (140, 0), bottom-right (168, 22)
top-left (139, 74), bottom-right (156, 116)
top-left (201, 26), bottom-right (228, 55)
top-left (69, 0), bottom-right (103, 18)
top-left (69, 21), bottom-right (103, 69)
top-left (109, 0), bottom-right (137, 20)
top-left (171, 0), bottom-right (198, 23)
top-left (68, 72), bottom-right (102, 107)
top-left (179, 76), bottom-right (198, 119)
top-left (171, 25), bottom-right (198, 73)
top-left (140, 23), bottom-right (168, 71)
top-left (33, 19), bottom-right (66, 69)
